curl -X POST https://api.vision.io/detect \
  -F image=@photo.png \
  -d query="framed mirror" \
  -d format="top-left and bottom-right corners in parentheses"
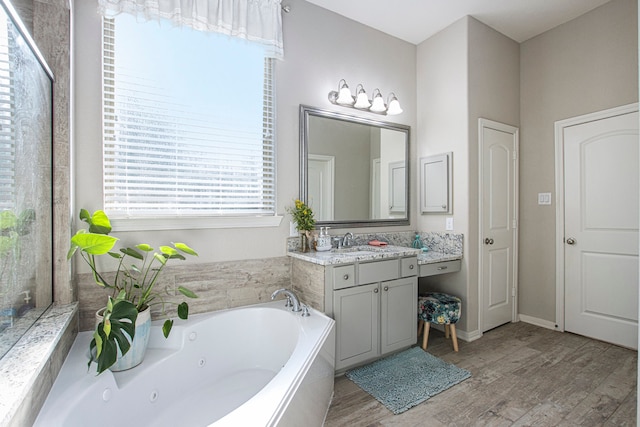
top-left (300, 105), bottom-right (410, 228)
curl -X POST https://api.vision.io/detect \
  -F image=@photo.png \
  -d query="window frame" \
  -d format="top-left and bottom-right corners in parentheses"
top-left (100, 16), bottom-right (281, 230)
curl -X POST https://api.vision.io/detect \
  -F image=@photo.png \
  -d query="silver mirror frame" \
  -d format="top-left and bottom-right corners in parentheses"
top-left (299, 104), bottom-right (410, 228)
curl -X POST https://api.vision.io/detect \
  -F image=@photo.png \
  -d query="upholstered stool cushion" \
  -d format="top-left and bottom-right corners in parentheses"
top-left (418, 292), bottom-right (461, 325)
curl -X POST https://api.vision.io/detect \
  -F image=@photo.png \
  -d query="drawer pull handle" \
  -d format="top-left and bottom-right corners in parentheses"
top-left (409, 264), bottom-right (414, 269)
top-left (373, 288), bottom-right (379, 293)
top-left (343, 274), bottom-right (349, 280)
top-left (437, 266), bottom-right (448, 271)
top-left (384, 286), bottom-right (388, 291)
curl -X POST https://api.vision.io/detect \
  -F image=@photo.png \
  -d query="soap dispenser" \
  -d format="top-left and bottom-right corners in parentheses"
top-left (318, 227), bottom-right (331, 249)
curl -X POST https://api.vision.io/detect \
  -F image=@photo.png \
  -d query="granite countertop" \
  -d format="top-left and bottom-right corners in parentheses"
top-left (287, 245), bottom-right (422, 266)
top-left (417, 251), bottom-right (463, 265)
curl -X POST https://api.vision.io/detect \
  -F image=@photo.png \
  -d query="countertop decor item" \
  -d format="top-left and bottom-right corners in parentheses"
top-left (68, 209), bottom-right (198, 374)
top-left (286, 199), bottom-right (316, 253)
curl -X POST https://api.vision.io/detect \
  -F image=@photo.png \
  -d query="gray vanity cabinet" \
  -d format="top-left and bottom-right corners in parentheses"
top-left (380, 276), bottom-right (418, 355)
top-left (334, 282), bottom-right (379, 370)
top-left (332, 257), bottom-right (418, 371)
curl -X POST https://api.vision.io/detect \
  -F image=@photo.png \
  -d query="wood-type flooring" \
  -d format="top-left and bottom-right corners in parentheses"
top-left (325, 321), bottom-right (637, 426)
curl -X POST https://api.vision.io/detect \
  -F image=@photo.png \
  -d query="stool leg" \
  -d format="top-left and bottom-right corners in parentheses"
top-left (421, 322), bottom-right (430, 350)
top-left (450, 324), bottom-right (459, 352)
top-left (417, 319), bottom-right (424, 338)
top-left (444, 324), bottom-right (450, 339)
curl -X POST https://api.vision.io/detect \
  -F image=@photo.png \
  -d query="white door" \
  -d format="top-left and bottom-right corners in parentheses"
top-left (308, 155), bottom-right (334, 221)
top-left (561, 107), bottom-right (638, 349)
top-left (479, 119), bottom-right (519, 332)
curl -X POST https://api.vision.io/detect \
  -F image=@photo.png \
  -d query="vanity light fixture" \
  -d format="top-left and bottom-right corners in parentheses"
top-left (353, 84), bottom-right (371, 109)
top-left (335, 79), bottom-right (354, 105)
top-left (327, 79), bottom-right (403, 115)
top-left (369, 88), bottom-right (386, 113)
top-left (386, 93), bottom-right (403, 115)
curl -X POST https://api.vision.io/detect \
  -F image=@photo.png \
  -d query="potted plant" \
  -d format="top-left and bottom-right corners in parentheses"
top-left (67, 209), bottom-right (198, 374)
top-left (286, 199), bottom-right (315, 252)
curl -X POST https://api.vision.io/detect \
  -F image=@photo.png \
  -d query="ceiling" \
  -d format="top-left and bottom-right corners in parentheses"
top-left (303, 0), bottom-right (613, 45)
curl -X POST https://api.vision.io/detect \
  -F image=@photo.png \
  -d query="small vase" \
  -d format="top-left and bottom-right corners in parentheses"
top-left (95, 306), bottom-right (152, 371)
top-left (300, 233), bottom-right (309, 253)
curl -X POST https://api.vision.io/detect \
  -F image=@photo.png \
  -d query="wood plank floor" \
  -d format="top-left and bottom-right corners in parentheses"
top-left (325, 322), bottom-right (637, 426)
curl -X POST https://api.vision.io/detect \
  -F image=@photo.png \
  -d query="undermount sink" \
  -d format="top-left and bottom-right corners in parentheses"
top-left (331, 245), bottom-right (389, 254)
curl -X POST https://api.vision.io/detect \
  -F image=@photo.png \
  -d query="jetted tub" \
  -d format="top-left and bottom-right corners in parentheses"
top-left (34, 301), bottom-right (336, 427)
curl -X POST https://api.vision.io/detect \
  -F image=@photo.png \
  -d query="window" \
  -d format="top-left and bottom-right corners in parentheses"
top-left (0, 2), bottom-right (53, 357)
top-left (102, 14), bottom-right (275, 218)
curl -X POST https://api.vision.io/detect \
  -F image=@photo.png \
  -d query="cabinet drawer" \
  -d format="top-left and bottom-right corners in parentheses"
top-left (419, 259), bottom-right (461, 277)
top-left (332, 264), bottom-right (356, 290)
top-left (400, 257), bottom-right (418, 277)
top-left (358, 259), bottom-right (399, 284)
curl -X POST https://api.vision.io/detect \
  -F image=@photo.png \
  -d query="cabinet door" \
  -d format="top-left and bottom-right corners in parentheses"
top-left (420, 153), bottom-right (452, 213)
top-left (380, 277), bottom-right (417, 355)
top-left (334, 283), bottom-right (380, 370)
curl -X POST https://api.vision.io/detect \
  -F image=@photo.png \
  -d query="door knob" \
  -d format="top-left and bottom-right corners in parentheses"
top-left (484, 238), bottom-right (494, 245)
top-left (566, 238), bottom-right (576, 245)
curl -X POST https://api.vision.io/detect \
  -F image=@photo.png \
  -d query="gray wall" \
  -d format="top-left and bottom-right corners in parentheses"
top-left (416, 16), bottom-right (520, 335)
top-left (73, 0), bottom-right (417, 269)
top-left (417, 0), bottom-right (637, 333)
top-left (519, 0), bottom-right (638, 323)
top-left (71, 0), bottom-right (418, 329)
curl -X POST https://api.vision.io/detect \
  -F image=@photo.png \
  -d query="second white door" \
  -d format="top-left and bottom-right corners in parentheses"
top-left (560, 106), bottom-right (638, 349)
top-left (479, 119), bottom-right (519, 332)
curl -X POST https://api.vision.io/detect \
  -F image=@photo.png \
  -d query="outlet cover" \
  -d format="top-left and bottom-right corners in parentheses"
top-left (289, 221), bottom-right (298, 237)
top-left (538, 192), bottom-right (552, 205)
top-left (445, 217), bottom-right (454, 231)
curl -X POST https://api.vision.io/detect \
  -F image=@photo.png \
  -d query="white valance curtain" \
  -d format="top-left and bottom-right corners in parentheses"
top-left (97, 0), bottom-right (284, 59)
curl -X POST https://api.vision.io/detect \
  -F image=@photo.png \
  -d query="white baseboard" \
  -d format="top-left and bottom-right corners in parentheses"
top-left (457, 328), bottom-right (482, 342)
top-left (430, 324), bottom-right (482, 342)
top-left (518, 314), bottom-right (558, 331)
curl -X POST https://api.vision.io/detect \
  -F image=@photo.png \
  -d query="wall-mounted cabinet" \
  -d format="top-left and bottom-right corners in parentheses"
top-left (420, 153), bottom-right (452, 214)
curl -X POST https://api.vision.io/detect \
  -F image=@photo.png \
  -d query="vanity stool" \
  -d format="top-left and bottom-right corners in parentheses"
top-left (417, 292), bottom-right (461, 352)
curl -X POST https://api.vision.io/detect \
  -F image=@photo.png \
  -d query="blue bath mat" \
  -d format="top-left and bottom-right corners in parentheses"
top-left (345, 347), bottom-right (471, 414)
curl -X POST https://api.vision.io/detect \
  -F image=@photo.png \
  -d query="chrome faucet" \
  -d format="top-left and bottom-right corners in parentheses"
top-left (271, 288), bottom-right (302, 312)
top-left (342, 232), bottom-right (354, 248)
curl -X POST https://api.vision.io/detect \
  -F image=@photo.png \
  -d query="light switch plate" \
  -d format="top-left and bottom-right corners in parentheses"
top-left (445, 217), bottom-right (454, 231)
top-left (538, 192), bottom-right (552, 205)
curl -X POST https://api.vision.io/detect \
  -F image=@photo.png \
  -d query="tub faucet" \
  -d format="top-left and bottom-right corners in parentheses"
top-left (271, 289), bottom-right (302, 312)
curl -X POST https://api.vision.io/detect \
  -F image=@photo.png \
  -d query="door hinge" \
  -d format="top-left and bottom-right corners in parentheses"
top-left (512, 150), bottom-right (518, 160)
top-left (512, 287), bottom-right (517, 297)
top-left (512, 219), bottom-right (518, 228)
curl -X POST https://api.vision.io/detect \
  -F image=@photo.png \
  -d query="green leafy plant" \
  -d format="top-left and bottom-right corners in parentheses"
top-left (286, 199), bottom-right (316, 232)
top-left (67, 209), bottom-right (198, 374)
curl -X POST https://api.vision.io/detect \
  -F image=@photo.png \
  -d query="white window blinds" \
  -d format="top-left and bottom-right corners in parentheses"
top-left (102, 15), bottom-right (276, 217)
top-left (0, 18), bottom-right (13, 210)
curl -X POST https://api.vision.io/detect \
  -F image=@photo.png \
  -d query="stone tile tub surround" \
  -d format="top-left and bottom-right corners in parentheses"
top-left (77, 257), bottom-right (292, 332)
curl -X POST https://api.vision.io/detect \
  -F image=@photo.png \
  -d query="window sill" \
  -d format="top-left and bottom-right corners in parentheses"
top-left (111, 215), bottom-right (284, 232)
top-left (0, 303), bottom-right (78, 426)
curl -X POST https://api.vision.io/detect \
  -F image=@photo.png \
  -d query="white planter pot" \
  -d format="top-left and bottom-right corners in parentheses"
top-left (95, 306), bottom-right (152, 371)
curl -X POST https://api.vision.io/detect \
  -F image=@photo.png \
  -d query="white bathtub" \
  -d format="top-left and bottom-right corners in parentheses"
top-left (34, 301), bottom-right (336, 427)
